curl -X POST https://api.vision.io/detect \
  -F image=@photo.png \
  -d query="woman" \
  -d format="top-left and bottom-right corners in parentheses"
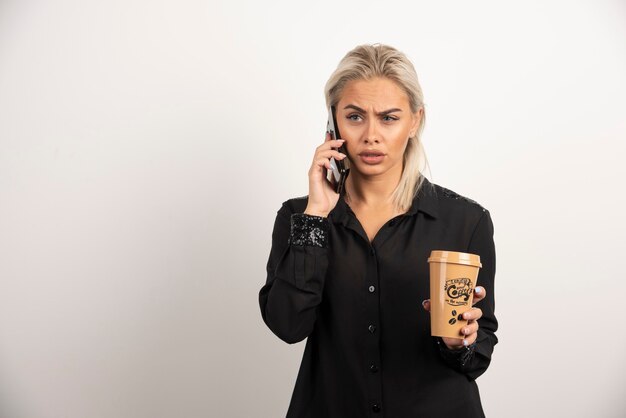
top-left (259, 44), bottom-right (498, 417)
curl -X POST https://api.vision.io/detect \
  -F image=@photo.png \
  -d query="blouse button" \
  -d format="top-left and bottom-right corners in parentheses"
top-left (368, 285), bottom-right (375, 293)
top-left (372, 403), bottom-right (381, 413)
top-left (368, 324), bottom-right (376, 333)
top-left (370, 248), bottom-right (375, 256)
top-left (370, 364), bottom-right (378, 373)
top-left (389, 219), bottom-right (396, 226)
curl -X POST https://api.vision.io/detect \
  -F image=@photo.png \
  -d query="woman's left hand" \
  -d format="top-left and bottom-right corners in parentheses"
top-left (422, 286), bottom-right (486, 350)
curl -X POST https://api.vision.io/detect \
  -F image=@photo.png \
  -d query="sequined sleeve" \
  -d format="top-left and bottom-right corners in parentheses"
top-left (288, 213), bottom-right (330, 248)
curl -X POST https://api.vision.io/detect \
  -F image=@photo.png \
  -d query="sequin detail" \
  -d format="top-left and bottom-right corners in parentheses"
top-left (439, 187), bottom-right (486, 212)
top-left (436, 337), bottom-right (476, 367)
top-left (288, 213), bottom-right (330, 248)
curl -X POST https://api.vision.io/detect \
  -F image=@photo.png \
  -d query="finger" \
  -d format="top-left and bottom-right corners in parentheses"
top-left (472, 286), bottom-right (486, 305)
top-left (463, 332), bottom-right (478, 346)
top-left (313, 153), bottom-right (346, 172)
top-left (451, 322), bottom-right (480, 346)
top-left (450, 331), bottom-right (478, 347)
top-left (320, 138), bottom-right (345, 148)
top-left (462, 307), bottom-right (483, 322)
top-left (313, 157), bottom-right (333, 172)
top-left (318, 149), bottom-right (347, 160)
top-left (325, 141), bottom-right (346, 153)
top-left (421, 299), bottom-right (431, 312)
top-left (461, 321), bottom-right (479, 337)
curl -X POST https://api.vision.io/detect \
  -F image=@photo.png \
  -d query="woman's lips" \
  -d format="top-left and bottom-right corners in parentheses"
top-left (359, 154), bottom-right (385, 164)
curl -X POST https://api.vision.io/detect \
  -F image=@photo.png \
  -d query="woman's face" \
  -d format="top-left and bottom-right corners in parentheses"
top-left (336, 77), bottom-right (422, 178)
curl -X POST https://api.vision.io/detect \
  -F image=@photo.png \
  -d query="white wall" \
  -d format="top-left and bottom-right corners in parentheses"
top-left (1, 0), bottom-right (625, 417)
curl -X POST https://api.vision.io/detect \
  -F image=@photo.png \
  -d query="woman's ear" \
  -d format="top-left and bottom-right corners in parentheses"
top-left (411, 108), bottom-right (423, 137)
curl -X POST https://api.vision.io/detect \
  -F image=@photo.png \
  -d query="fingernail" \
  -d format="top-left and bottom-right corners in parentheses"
top-left (421, 299), bottom-right (427, 307)
top-left (475, 287), bottom-right (482, 294)
top-left (463, 339), bottom-right (468, 346)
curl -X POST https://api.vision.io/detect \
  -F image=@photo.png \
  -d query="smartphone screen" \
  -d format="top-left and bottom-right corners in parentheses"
top-left (326, 105), bottom-right (349, 194)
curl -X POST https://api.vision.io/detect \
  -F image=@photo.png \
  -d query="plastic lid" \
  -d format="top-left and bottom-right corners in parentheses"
top-left (427, 250), bottom-right (482, 268)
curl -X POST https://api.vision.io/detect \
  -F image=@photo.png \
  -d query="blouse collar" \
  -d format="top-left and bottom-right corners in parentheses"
top-left (328, 175), bottom-right (439, 225)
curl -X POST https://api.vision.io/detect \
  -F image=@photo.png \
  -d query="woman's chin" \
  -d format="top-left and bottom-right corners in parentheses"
top-left (353, 163), bottom-right (388, 176)
top-left (350, 162), bottom-right (391, 177)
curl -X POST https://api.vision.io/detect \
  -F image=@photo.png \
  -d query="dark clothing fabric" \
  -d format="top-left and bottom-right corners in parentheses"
top-left (259, 175), bottom-right (498, 418)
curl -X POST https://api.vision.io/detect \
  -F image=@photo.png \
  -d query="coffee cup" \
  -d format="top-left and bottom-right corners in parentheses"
top-left (427, 250), bottom-right (482, 339)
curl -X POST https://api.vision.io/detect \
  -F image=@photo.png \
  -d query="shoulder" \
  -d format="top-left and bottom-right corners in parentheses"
top-left (277, 194), bottom-right (309, 215)
top-left (428, 180), bottom-right (489, 219)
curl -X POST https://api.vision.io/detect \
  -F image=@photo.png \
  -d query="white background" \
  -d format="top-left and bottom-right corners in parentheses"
top-left (1, 0), bottom-right (625, 417)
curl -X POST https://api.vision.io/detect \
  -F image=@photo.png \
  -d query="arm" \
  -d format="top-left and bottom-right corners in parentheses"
top-left (258, 202), bottom-right (330, 344)
top-left (437, 209), bottom-right (498, 380)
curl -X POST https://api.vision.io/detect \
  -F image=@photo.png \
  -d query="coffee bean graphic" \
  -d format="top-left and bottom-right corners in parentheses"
top-left (448, 310), bottom-right (461, 326)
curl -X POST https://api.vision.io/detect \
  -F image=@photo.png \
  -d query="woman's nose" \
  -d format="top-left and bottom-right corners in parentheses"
top-left (364, 120), bottom-right (380, 143)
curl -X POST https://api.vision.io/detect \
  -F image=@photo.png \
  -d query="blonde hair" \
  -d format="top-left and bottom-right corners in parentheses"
top-left (324, 43), bottom-right (431, 213)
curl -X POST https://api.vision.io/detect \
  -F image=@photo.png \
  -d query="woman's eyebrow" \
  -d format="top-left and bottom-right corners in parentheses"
top-left (343, 104), bottom-right (403, 116)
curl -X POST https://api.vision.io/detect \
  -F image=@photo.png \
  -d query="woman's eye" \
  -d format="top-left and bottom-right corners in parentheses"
top-left (347, 114), bottom-right (362, 121)
top-left (382, 115), bottom-right (398, 122)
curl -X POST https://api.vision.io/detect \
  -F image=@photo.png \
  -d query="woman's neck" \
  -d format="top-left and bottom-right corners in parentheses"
top-left (344, 164), bottom-right (402, 210)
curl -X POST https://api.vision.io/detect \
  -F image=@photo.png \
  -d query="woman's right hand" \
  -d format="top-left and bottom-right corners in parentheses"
top-left (304, 132), bottom-right (348, 218)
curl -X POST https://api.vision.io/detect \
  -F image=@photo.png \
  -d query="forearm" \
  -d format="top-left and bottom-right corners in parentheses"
top-left (437, 209), bottom-right (499, 379)
top-left (259, 211), bottom-right (330, 344)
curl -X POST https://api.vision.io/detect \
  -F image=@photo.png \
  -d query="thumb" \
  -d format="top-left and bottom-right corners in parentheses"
top-left (472, 286), bottom-right (486, 305)
top-left (421, 299), bottom-right (431, 312)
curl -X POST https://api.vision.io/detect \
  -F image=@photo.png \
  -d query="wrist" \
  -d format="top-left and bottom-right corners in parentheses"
top-left (304, 207), bottom-right (329, 218)
top-left (435, 337), bottom-right (476, 368)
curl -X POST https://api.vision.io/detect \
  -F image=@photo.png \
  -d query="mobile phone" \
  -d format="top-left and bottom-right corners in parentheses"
top-left (326, 105), bottom-right (350, 194)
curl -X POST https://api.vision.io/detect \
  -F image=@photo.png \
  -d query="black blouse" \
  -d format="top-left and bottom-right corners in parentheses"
top-left (259, 176), bottom-right (498, 418)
